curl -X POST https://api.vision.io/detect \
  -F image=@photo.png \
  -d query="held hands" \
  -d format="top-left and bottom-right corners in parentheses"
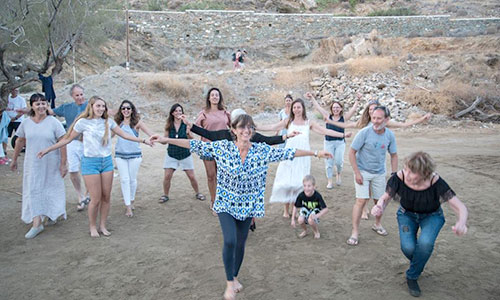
top-left (316, 150), bottom-right (333, 159)
top-left (371, 204), bottom-right (384, 217)
top-left (452, 221), bottom-right (468, 236)
top-left (149, 134), bottom-right (166, 145)
top-left (423, 113), bottom-right (432, 122)
top-left (344, 132), bottom-right (353, 138)
top-left (287, 130), bottom-right (301, 139)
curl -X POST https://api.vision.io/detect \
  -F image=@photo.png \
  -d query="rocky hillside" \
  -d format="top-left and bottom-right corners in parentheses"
top-left (129, 0), bottom-right (500, 18)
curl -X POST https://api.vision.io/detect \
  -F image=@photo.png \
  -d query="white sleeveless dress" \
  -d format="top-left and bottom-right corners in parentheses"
top-left (269, 120), bottom-right (311, 203)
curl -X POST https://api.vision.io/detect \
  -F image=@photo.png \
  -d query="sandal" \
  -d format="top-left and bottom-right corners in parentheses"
top-left (346, 236), bottom-right (359, 246)
top-left (158, 195), bottom-right (169, 203)
top-left (195, 193), bottom-right (206, 201)
top-left (371, 225), bottom-right (388, 236)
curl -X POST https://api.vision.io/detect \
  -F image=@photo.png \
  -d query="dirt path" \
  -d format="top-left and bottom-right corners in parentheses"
top-left (1, 124), bottom-right (499, 300)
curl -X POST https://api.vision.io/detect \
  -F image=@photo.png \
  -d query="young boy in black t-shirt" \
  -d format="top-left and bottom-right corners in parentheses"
top-left (291, 175), bottom-right (329, 239)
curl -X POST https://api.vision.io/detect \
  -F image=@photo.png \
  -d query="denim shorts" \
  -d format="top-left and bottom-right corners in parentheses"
top-left (81, 155), bottom-right (114, 175)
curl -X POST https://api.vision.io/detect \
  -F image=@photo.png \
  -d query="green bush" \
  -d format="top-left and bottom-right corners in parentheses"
top-left (367, 8), bottom-right (416, 16)
top-left (316, 0), bottom-right (339, 11)
top-left (180, 1), bottom-right (226, 11)
top-left (147, 0), bottom-right (163, 11)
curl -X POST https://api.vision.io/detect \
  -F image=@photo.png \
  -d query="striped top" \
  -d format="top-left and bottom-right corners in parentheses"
top-left (115, 124), bottom-right (142, 159)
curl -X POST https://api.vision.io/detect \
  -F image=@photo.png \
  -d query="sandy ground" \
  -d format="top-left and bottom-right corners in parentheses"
top-left (1, 123), bottom-right (499, 300)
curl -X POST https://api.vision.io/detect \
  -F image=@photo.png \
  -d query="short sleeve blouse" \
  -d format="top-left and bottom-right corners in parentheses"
top-left (190, 139), bottom-right (296, 220)
top-left (195, 109), bottom-right (231, 142)
top-left (73, 118), bottom-right (117, 157)
top-left (386, 172), bottom-right (456, 213)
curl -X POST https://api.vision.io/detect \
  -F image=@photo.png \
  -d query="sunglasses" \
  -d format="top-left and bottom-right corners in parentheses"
top-left (121, 106), bottom-right (131, 111)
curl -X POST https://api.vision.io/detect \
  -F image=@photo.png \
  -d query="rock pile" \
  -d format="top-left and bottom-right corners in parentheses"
top-left (310, 70), bottom-right (424, 122)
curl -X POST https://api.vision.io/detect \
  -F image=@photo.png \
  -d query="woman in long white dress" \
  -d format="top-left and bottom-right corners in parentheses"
top-left (11, 93), bottom-right (68, 239)
top-left (258, 98), bottom-right (352, 218)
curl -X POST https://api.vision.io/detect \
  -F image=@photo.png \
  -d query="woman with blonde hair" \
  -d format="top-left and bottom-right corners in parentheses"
top-left (38, 96), bottom-right (152, 237)
top-left (371, 151), bottom-right (468, 297)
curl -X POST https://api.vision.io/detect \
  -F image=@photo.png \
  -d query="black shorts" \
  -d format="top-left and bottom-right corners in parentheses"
top-left (7, 122), bottom-right (20, 137)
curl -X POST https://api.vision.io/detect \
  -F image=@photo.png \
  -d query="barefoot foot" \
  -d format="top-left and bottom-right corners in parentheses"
top-left (99, 228), bottom-right (111, 236)
top-left (223, 286), bottom-right (235, 300)
top-left (90, 228), bottom-right (100, 238)
top-left (233, 278), bottom-right (243, 293)
top-left (299, 230), bottom-right (307, 238)
top-left (314, 232), bottom-right (321, 239)
top-left (126, 206), bottom-right (133, 217)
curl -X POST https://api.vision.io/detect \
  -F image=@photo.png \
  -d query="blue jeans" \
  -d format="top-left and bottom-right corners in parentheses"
top-left (324, 140), bottom-right (345, 178)
top-left (397, 206), bottom-right (445, 280)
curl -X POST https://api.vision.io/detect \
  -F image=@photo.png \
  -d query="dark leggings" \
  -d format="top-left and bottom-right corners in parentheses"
top-left (218, 212), bottom-right (252, 281)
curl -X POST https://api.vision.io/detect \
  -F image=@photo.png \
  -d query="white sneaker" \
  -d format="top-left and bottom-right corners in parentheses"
top-left (25, 225), bottom-right (44, 239)
top-left (326, 183), bottom-right (334, 189)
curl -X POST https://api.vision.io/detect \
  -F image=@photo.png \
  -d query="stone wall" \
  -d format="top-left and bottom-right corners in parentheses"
top-left (126, 10), bottom-right (500, 48)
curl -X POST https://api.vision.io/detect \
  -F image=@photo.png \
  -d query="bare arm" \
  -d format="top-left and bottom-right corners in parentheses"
top-left (305, 92), bottom-right (329, 120)
top-left (37, 130), bottom-right (80, 158)
top-left (314, 207), bottom-right (329, 218)
top-left (324, 118), bottom-right (357, 128)
top-left (10, 137), bottom-right (26, 171)
top-left (294, 149), bottom-right (332, 159)
top-left (150, 135), bottom-right (191, 149)
top-left (448, 196), bottom-right (468, 236)
top-left (59, 142), bottom-right (68, 178)
top-left (256, 119), bottom-right (287, 132)
top-left (310, 121), bottom-right (348, 138)
top-left (112, 126), bottom-right (152, 145)
top-left (371, 192), bottom-right (393, 217)
top-left (390, 152), bottom-right (398, 173)
top-left (387, 113), bottom-right (431, 128)
top-left (349, 148), bottom-right (363, 185)
top-left (137, 120), bottom-right (154, 137)
top-left (343, 100), bottom-right (360, 121)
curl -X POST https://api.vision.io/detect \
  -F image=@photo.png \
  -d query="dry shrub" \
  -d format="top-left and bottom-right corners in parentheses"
top-left (327, 65), bottom-right (338, 77)
top-left (273, 67), bottom-right (322, 88)
top-left (259, 89), bottom-right (290, 111)
top-left (346, 56), bottom-right (398, 75)
top-left (143, 74), bottom-right (190, 99)
top-left (401, 79), bottom-right (498, 116)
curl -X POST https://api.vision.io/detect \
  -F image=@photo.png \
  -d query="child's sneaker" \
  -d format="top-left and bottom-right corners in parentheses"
top-left (0, 157), bottom-right (9, 165)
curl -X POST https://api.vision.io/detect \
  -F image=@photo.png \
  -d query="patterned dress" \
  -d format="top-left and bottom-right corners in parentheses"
top-left (190, 139), bottom-right (296, 220)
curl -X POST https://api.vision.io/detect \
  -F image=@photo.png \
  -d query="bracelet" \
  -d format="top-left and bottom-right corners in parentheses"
top-left (142, 138), bottom-right (146, 144)
top-left (314, 150), bottom-right (318, 157)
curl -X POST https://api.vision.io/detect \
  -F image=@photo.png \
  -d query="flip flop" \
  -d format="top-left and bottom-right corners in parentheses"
top-left (158, 195), bottom-right (169, 203)
top-left (371, 225), bottom-right (388, 236)
top-left (195, 193), bottom-right (206, 201)
top-left (346, 236), bottom-right (359, 246)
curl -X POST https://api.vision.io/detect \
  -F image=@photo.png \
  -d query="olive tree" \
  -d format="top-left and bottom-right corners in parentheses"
top-left (0, 0), bottom-right (118, 109)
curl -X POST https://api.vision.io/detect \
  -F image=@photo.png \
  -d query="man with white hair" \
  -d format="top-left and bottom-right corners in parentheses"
top-left (48, 84), bottom-right (89, 211)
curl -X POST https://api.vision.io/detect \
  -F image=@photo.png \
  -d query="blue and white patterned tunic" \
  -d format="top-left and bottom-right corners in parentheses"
top-left (190, 139), bottom-right (296, 220)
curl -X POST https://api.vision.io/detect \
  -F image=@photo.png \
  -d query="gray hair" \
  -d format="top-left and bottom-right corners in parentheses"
top-left (69, 84), bottom-right (84, 96)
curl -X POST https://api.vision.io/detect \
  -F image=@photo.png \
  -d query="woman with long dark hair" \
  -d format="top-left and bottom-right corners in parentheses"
top-left (114, 100), bottom-right (153, 217)
top-left (307, 92), bottom-right (359, 188)
top-left (11, 94), bottom-right (67, 239)
top-left (159, 103), bottom-right (205, 203)
top-left (38, 96), bottom-right (152, 237)
top-left (195, 88), bottom-right (231, 212)
top-left (150, 114), bottom-right (332, 300)
top-left (258, 98), bottom-right (351, 218)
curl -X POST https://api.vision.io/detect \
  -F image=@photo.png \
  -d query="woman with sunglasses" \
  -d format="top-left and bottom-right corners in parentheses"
top-left (150, 114), bottom-right (332, 300)
top-left (114, 100), bottom-right (154, 217)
